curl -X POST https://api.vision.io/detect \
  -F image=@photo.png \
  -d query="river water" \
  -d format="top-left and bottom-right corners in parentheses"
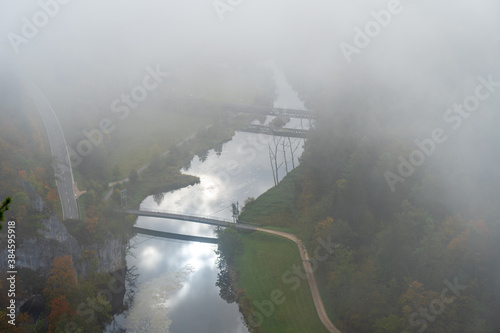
top-left (105, 65), bottom-right (308, 333)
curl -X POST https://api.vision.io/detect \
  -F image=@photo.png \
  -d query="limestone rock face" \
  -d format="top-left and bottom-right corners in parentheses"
top-left (0, 182), bottom-right (126, 277)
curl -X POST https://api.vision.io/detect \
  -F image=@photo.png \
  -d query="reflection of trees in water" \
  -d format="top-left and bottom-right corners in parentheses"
top-left (196, 148), bottom-right (209, 162)
top-left (215, 227), bottom-right (238, 304)
top-left (214, 142), bottom-right (224, 156)
top-left (123, 242), bottom-right (141, 315)
top-left (104, 265), bottom-right (140, 333)
top-left (105, 317), bottom-right (126, 333)
top-left (182, 158), bottom-right (192, 171)
top-left (123, 265), bottom-right (139, 316)
top-left (153, 192), bottom-right (165, 205)
top-left (216, 259), bottom-right (236, 304)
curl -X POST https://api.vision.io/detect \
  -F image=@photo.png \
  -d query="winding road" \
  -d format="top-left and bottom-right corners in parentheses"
top-left (19, 73), bottom-right (79, 220)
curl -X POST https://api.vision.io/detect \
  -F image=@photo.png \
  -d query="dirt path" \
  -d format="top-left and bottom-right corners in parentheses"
top-left (253, 227), bottom-right (342, 333)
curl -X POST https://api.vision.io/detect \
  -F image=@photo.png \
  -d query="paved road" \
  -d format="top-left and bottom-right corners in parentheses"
top-left (21, 74), bottom-right (79, 220)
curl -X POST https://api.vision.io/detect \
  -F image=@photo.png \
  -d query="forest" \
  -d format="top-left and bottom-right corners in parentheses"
top-left (234, 70), bottom-right (500, 332)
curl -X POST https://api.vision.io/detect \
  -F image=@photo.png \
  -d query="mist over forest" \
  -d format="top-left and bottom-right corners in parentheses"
top-left (0, 1), bottom-right (499, 332)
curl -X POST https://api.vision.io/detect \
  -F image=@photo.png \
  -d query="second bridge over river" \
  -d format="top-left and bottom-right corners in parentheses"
top-left (119, 208), bottom-right (257, 231)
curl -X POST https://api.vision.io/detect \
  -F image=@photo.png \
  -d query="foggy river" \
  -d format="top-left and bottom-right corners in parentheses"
top-left (105, 66), bottom-right (309, 333)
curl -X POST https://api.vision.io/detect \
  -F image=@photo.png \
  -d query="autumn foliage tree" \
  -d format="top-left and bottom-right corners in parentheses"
top-left (47, 295), bottom-right (74, 332)
top-left (44, 256), bottom-right (78, 301)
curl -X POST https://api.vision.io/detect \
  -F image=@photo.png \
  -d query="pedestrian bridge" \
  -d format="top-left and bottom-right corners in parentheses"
top-left (117, 208), bottom-right (258, 243)
top-left (120, 208), bottom-right (236, 227)
top-left (224, 103), bottom-right (317, 119)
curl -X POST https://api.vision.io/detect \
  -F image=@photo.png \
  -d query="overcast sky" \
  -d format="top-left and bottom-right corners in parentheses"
top-left (1, 1), bottom-right (498, 81)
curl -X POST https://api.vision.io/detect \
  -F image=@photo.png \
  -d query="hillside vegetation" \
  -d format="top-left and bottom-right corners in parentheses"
top-left (234, 75), bottom-right (500, 332)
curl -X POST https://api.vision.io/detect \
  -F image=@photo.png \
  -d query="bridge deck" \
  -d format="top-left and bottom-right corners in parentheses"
top-left (224, 103), bottom-right (317, 119)
top-left (122, 209), bottom-right (235, 227)
top-left (120, 209), bottom-right (258, 231)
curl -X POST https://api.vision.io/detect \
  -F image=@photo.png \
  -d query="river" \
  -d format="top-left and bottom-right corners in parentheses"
top-left (105, 65), bottom-right (309, 333)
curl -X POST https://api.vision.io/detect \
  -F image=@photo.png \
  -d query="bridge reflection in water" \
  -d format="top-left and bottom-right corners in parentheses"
top-left (133, 226), bottom-right (218, 244)
top-left (120, 208), bottom-right (256, 244)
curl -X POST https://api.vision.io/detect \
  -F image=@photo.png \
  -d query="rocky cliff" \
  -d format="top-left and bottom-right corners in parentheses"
top-left (0, 182), bottom-right (126, 277)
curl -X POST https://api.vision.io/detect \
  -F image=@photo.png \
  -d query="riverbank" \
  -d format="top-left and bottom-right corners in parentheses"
top-left (226, 168), bottom-right (341, 332)
top-left (239, 168), bottom-right (313, 237)
top-left (106, 115), bottom-right (254, 209)
top-left (232, 231), bottom-right (330, 332)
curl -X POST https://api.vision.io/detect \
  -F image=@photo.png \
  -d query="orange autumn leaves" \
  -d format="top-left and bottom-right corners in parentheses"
top-left (44, 255), bottom-right (77, 300)
top-left (44, 256), bottom-right (78, 332)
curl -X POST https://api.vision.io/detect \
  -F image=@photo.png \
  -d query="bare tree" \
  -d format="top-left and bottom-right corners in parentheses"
top-left (287, 136), bottom-right (302, 170)
top-left (282, 139), bottom-right (289, 174)
top-left (269, 135), bottom-right (301, 185)
top-left (271, 137), bottom-right (284, 185)
top-left (268, 144), bottom-right (277, 186)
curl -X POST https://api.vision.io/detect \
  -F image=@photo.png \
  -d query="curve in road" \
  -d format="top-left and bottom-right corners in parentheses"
top-left (18, 72), bottom-right (79, 220)
top-left (235, 224), bottom-right (341, 333)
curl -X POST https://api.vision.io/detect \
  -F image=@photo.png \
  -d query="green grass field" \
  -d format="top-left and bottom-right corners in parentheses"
top-left (103, 109), bottom-right (210, 176)
top-left (239, 169), bottom-right (300, 228)
top-left (234, 231), bottom-right (329, 333)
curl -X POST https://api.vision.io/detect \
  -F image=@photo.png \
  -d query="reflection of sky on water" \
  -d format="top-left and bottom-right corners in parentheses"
top-left (113, 236), bottom-right (245, 333)
top-left (110, 66), bottom-right (306, 333)
top-left (131, 237), bottom-right (217, 279)
top-left (126, 267), bottom-right (194, 333)
top-left (138, 130), bottom-right (304, 229)
top-left (119, 130), bottom-right (304, 332)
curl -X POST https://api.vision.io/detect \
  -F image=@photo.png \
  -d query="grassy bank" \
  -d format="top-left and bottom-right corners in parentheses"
top-left (239, 168), bottom-right (301, 232)
top-left (107, 117), bottom-right (252, 208)
top-left (104, 111), bottom-right (210, 176)
top-left (234, 231), bottom-right (329, 333)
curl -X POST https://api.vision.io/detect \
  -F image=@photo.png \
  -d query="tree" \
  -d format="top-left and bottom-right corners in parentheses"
top-left (44, 256), bottom-right (78, 301)
top-left (112, 164), bottom-right (122, 181)
top-left (373, 314), bottom-right (405, 333)
top-left (328, 245), bottom-right (356, 287)
top-left (47, 295), bottom-right (74, 332)
top-left (269, 137), bottom-right (285, 186)
top-left (241, 197), bottom-right (255, 213)
top-left (129, 169), bottom-right (138, 183)
top-left (287, 136), bottom-right (302, 169)
top-left (12, 192), bottom-right (29, 222)
top-left (400, 281), bottom-right (439, 320)
top-left (149, 144), bottom-right (163, 172)
top-left (231, 202), bottom-right (239, 223)
top-left (216, 228), bottom-right (242, 265)
top-left (0, 196), bottom-right (11, 230)
top-left (313, 217), bottom-right (334, 240)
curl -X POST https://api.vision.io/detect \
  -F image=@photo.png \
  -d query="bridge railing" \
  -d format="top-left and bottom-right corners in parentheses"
top-left (224, 103), bottom-right (317, 119)
top-left (127, 208), bottom-right (235, 224)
